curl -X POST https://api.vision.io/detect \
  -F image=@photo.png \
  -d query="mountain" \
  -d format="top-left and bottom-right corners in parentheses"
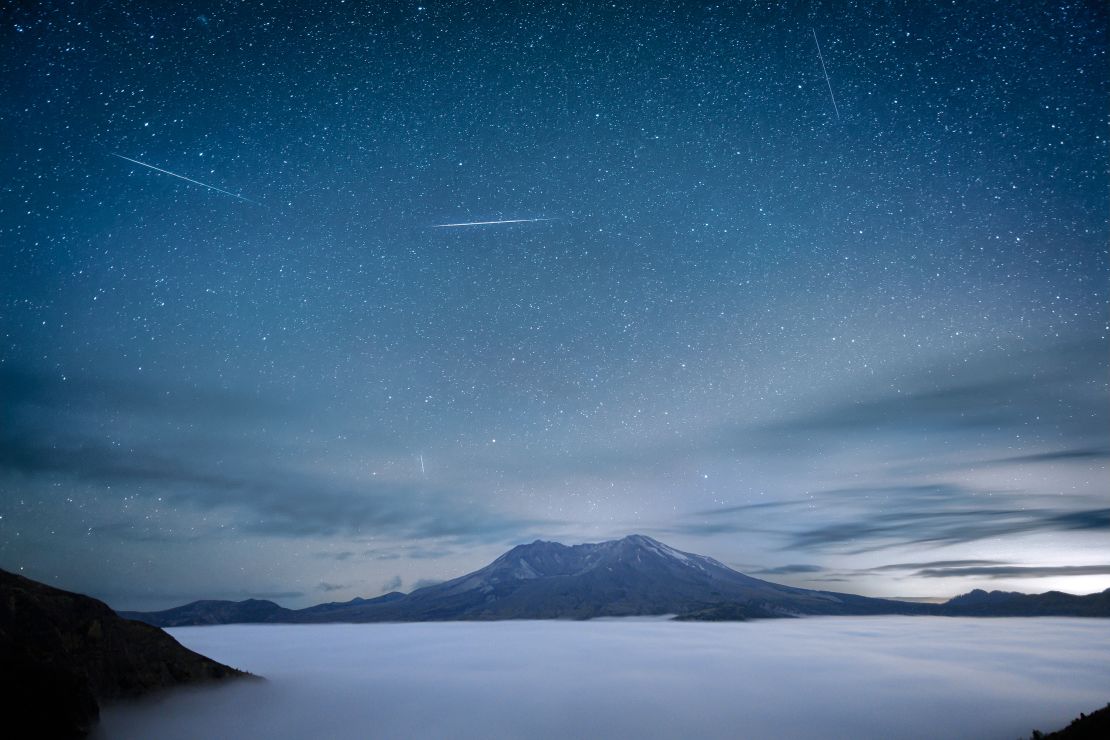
top-left (301, 534), bottom-right (934, 621)
top-left (0, 568), bottom-right (251, 738)
top-left (943, 587), bottom-right (1110, 617)
top-left (117, 535), bottom-right (1110, 626)
top-left (123, 535), bottom-right (930, 625)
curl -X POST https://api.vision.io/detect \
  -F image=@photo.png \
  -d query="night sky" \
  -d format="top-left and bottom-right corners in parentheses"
top-left (1, 1), bottom-right (1106, 611)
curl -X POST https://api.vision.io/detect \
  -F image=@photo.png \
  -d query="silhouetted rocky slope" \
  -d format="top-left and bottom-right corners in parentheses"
top-left (0, 568), bottom-right (251, 738)
top-left (1032, 702), bottom-right (1110, 739)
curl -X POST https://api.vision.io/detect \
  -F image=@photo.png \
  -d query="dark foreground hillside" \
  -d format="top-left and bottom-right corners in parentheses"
top-left (1032, 703), bottom-right (1110, 739)
top-left (0, 568), bottom-right (251, 738)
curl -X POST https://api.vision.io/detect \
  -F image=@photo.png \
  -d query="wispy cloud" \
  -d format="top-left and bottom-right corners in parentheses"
top-left (980, 447), bottom-right (1110, 466)
top-left (410, 578), bottom-right (445, 591)
top-left (678, 482), bottom-right (1110, 554)
top-left (867, 559), bottom-right (1009, 572)
top-left (787, 506), bottom-right (1110, 553)
top-left (915, 564), bottom-right (1110, 579)
top-left (753, 341), bottom-right (1107, 447)
top-left (1, 364), bottom-right (551, 545)
top-left (314, 551), bottom-right (356, 561)
top-left (751, 564), bottom-right (825, 575)
top-left (366, 545), bottom-right (455, 560)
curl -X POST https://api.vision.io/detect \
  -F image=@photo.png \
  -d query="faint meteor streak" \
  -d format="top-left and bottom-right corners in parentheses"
top-left (420, 454), bottom-right (426, 476)
top-left (431, 217), bottom-right (555, 228)
top-left (111, 153), bottom-right (258, 204)
top-left (811, 30), bottom-right (840, 120)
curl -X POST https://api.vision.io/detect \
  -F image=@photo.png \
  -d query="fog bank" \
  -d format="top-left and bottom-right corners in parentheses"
top-left (98, 618), bottom-right (1110, 739)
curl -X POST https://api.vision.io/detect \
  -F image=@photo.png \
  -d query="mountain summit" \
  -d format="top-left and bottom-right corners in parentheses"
top-left (120, 535), bottom-right (1110, 625)
top-left (123, 534), bottom-right (926, 624)
top-left (353, 534), bottom-right (924, 621)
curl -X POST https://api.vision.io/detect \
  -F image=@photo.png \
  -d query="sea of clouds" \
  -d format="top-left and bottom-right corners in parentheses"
top-left (96, 617), bottom-right (1110, 739)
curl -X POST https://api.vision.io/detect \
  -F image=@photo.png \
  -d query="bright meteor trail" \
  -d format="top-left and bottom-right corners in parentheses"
top-left (431, 217), bottom-right (555, 228)
top-left (111, 154), bottom-right (257, 204)
top-left (811, 30), bottom-right (840, 121)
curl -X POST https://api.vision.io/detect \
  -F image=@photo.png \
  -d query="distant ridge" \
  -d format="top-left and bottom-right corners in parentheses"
top-left (117, 535), bottom-right (1110, 626)
top-left (944, 588), bottom-right (1110, 617)
top-left (118, 592), bottom-right (405, 627)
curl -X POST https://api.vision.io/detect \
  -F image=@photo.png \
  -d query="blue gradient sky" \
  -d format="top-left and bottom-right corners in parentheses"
top-left (1, 1), bottom-right (1106, 609)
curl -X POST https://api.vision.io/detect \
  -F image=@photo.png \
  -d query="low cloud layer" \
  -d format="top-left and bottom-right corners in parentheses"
top-left (97, 619), bottom-right (1110, 740)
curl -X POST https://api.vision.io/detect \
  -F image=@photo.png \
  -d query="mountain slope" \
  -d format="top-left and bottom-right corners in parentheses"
top-left (311, 534), bottom-right (927, 621)
top-left (123, 535), bottom-right (930, 624)
top-left (117, 535), bottom-right (1110, 626)
top-left (0, 568), bottom-right (250, 738)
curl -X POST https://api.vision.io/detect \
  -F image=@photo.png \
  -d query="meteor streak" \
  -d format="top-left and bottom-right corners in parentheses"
top-left (811, 30), bottom-right (840, 121)
top-left (431, 217), bottom-right (555, 228)
top-left (111, 153), bottom-right (258, 204)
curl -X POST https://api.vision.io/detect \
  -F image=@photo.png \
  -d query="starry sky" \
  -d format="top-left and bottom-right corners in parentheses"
top-left (1, 1), bottom-right (1107, 611)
